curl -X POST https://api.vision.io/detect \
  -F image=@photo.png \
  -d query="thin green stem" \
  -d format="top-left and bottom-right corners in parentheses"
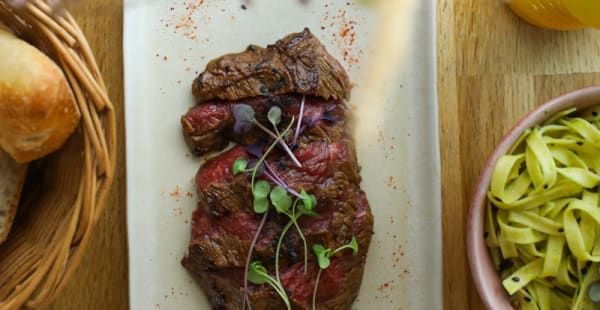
top-left (263, 276), bottom-right (291, 310)
top-left (290, 201), bottom-right (308, 274)
top-left (275, 216), bottom-right (297, 284)
top-left (312, 269), bottom-right (323, 310)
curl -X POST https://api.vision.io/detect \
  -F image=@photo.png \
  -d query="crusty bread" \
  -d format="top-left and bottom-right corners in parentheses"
top-left (0, 25), bottom-right (80, 163)
top-left (0, 149), bottom-right (27, 244)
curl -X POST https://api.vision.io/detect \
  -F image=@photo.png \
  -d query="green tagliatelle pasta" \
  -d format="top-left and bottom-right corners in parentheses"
top-left (486, 107), bottom-right (600, 309)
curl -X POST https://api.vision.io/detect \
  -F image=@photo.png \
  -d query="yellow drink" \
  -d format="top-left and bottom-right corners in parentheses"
top-left (506, 0), bottom-right (600, 30)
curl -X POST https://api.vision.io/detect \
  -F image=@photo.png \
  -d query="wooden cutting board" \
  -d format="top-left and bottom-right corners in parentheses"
top-left (438, 0), bottom-right (600, 309)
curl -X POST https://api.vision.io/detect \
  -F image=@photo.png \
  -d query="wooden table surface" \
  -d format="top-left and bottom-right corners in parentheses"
top-left (45, 0), bottom-right (600, 309)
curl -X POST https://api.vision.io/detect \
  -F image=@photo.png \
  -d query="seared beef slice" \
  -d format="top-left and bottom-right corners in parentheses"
top-left (181, 28), bottom-right (374, 310)
top-left (192, 28), bottom-right (352, 103)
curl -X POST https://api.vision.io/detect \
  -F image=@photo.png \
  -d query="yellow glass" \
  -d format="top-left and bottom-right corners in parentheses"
top-left (506, 0), bottom-right (600, 30)
top-left (563, 0), bottom-right (600, 29)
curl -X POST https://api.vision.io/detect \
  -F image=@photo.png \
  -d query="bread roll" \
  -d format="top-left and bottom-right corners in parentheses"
top-left (0, 25), bottom-right (80, 163)
top-left (0, 149), bottom-right (27, 244)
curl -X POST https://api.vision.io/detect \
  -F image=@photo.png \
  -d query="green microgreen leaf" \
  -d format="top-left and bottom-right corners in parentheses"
top-left (300, 190), bottom-right (317, 211)
top-left (268, 106), bottom-right (282, 127)
top-left (232, 157), bottom-right (248, 175)
top-left (248, 261), bottom-right (270, 285)
top-left (270, 186), bottom-right (292, 213)
top-left (253, 197), bottom-right (269, 214)
top-left (253, 180), bottom-right (271, 199)
top-left (312, 244), bottom-right (331, 269)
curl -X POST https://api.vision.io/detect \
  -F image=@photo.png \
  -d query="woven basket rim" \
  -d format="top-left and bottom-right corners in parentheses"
top-left (0, 0), bottom-right (116, 308)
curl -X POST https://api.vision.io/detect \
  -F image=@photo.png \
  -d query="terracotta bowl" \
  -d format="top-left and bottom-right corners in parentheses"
top-left (467, 86), bottom-right (600, 309)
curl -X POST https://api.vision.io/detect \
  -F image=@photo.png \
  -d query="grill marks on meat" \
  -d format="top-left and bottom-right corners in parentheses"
top-left (192, 28), bottom-right (352, 103)
top-left (181, 29), bottom-right (373, 310)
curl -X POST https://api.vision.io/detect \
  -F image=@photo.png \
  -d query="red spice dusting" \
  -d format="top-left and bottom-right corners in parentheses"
top-left (170, 185), bottom-right (181, 200)
top-left (163, 56), bottom-right (168, 61)
top-left (164, 0), bottom-right (207, 41)
top-left (340, 27), bottom-right (350, 37)
top-left (320, 5), bottom-right (362, 67)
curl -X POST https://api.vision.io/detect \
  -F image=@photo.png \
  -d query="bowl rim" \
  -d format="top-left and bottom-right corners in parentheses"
top-left (466, 86), bottom-right (600, 309)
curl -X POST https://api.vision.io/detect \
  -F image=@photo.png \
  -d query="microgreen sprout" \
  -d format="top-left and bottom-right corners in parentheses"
top-left (233, 104), bottom-right (301, 167)
top-left (311, 237), bottom-right (359, 310)
top-left (248, 261), bottom-right (291, 309)
top-left (274, 192), bottom-right (318, 284)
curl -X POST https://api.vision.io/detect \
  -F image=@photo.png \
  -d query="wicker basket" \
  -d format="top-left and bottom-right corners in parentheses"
top-left (0, 1), bottom-right (116, 309)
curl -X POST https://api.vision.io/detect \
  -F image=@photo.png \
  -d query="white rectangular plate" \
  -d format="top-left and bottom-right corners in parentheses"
top-left (124, 0), bottom-right (440, 309)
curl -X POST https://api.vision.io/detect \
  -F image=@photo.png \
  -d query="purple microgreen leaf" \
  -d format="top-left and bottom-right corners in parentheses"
top-left (233, 104), bottom-right (255, 122)
top-left (246, 143), bottom-right (265, 158)
top-left (247, 159), bottom-right (265, 177)
top-left (232, 157), bottom-right (248, 175)
top-left (268, 106), bottom-right (282, 127)
top-left (233, 104), bottom-right (256, 134)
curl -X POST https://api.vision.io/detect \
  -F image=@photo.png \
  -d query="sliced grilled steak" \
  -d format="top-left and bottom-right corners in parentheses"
top-left (192, 28), bottom-right (352, 103)
top-left (182, 95), bottom-right (349, 156)
top-left (181, 29), bottom-right (373, 310)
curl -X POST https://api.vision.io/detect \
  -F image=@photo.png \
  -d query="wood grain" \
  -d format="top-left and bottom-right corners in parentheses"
top-left (47, 0), bottom-right (127, 309)
top-left (34, 0), bottom-right (600, 309)
top-left (438, 1), bottom-right (600, 309)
